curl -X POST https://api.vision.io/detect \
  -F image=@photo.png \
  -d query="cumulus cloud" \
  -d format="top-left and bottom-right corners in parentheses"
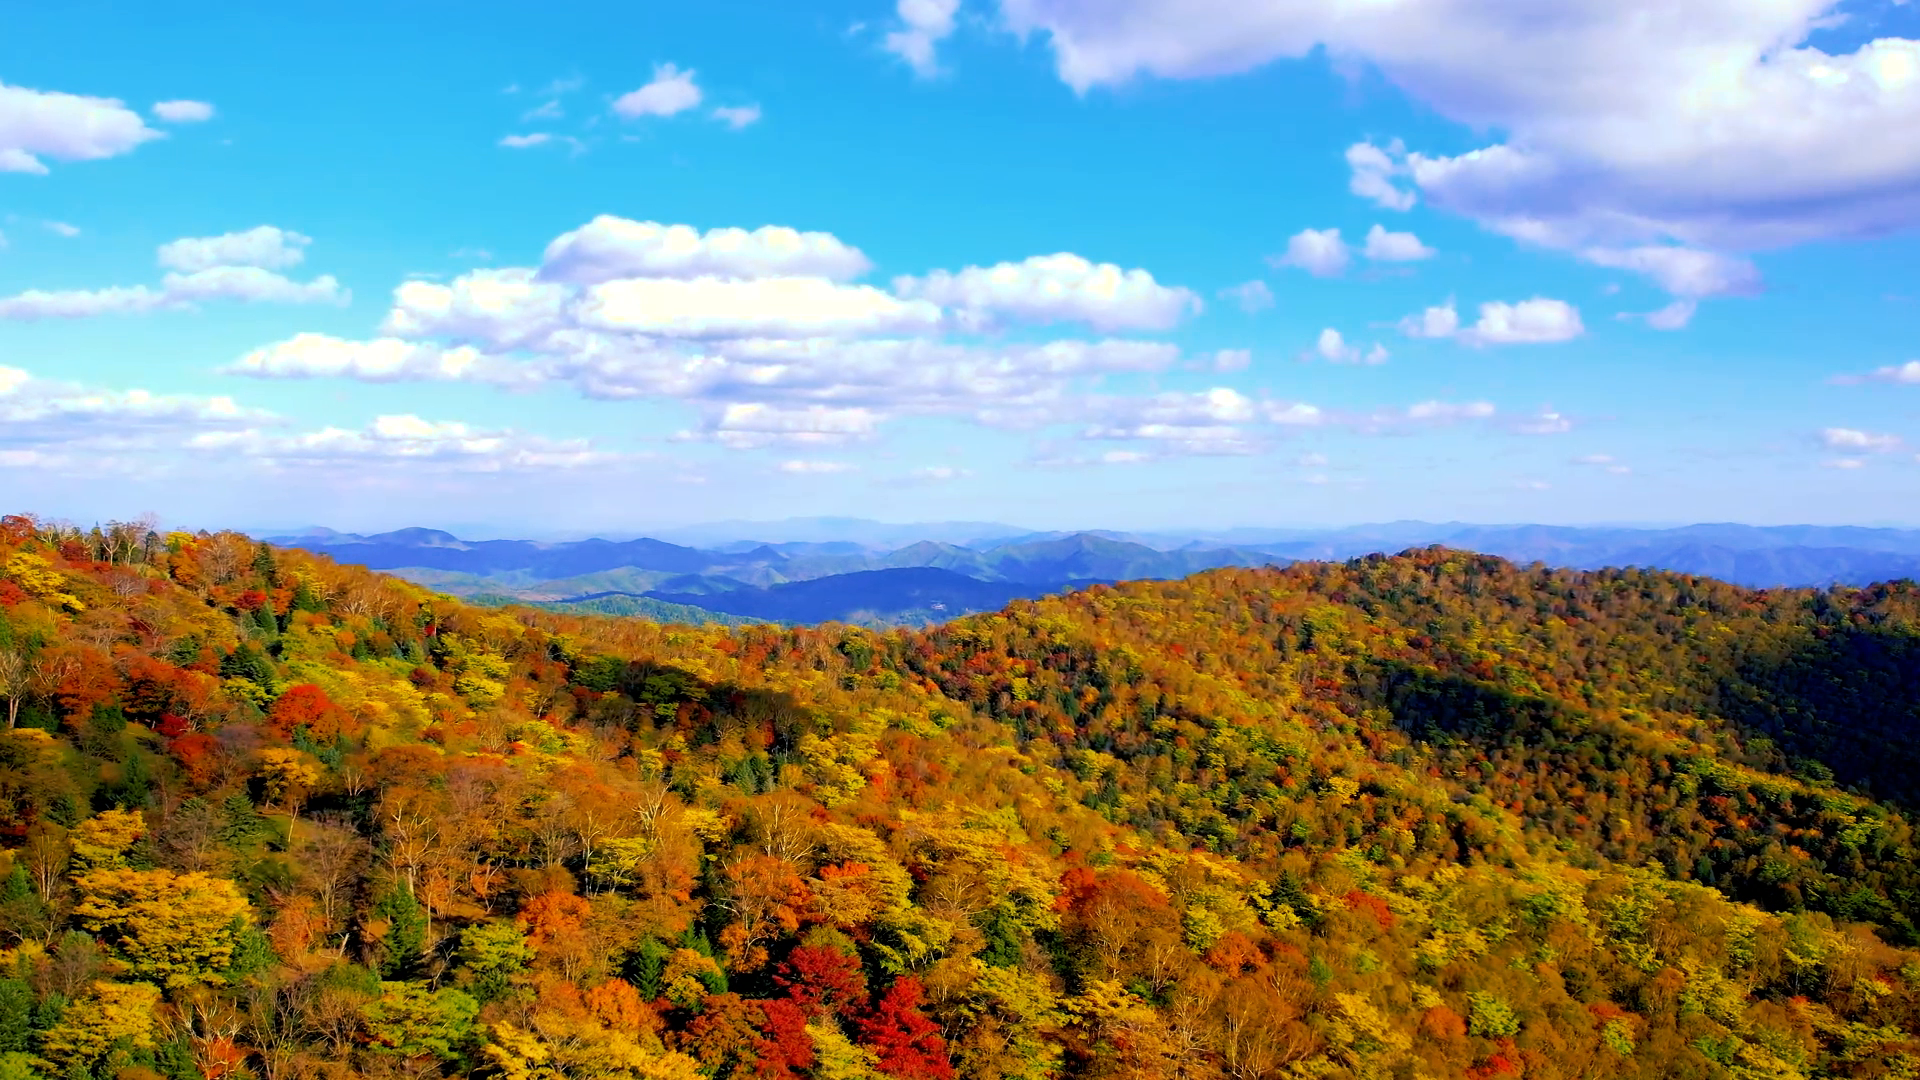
top-left (499, 133), bottom-right (554, 148)
top-left (697, 403), bottom-right (881, 449)
top-left (0, 365), bottom-right (269, 458)
top-left (1574, 453), bottom-right (1632, 474)
top-left (904, 464), bottom-right (973, 482)
top-left (151, 100), bottom-right (214, 123)
top-left (1399, 298), bottom-right (1583, 345)
top-left (381, 269), bottom-right (571, 349)
top-left (1821, 427), bottom-right (1904, 452)
top-left (0, 81), bottom-right (161, 174)
top-left (1211, 348), bottom-right (1252, 372)
top-left (191, 414), bottom-right (610, 471)
top-left (226, 334), bottom-right (516, 384)
top-left (1361, 224), bottom-right (1434, 262)
top-left (712, 104), bottom-right (762, 129)
top-left (1306, 327), bottom-right (1387, 365)
top-left (158, 226), bottom-right (310, 272)
top-left (579, 277), bottom-right (943, 339)
top-left (1002, 1), bottom-right (1920, 250)
top-left (1268, 227), bottom-right (1349, 277)
top-left (778, 459), bottom-right (857, 474)
top-left (885, 0), bottom-right (963, 76)
top-left (0, 243), bottom-right (345, 320)
top-left (613, 64), bottom-right (703, 119)
top-left (1347, 141), bottom-right (1415, 211)
top-left (1219, 279), bottom-right (1274, 313)
top-left (540, 217), bottom-right (872, 284)
top-left (1832, 359), bottom-right (1920, 386)
top-left (893, 253), bottom-right (1201, 331)
top-left (1511, 408), bottom-right (1573, 435)
top-left (228, 215), bottom-right (1543, 459)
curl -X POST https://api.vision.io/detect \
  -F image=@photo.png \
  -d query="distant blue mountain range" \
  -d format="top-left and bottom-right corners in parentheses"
top-left (264, 520), bottom-right (1920, 626)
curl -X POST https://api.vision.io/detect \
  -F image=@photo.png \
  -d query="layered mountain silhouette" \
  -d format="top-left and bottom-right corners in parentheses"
top-left (267, 519), bottom-right (1920, 625)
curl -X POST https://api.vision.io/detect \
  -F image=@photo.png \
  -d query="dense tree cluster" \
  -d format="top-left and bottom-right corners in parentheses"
top-left (0, 520), bottom-right (1918, 1079)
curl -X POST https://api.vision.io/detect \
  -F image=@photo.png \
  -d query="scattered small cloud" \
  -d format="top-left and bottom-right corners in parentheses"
top-left (885, 0), bottom-right (962, 77)
top-left (1400, 298), bottom-right (1583, 346)
top-left (1211, 349), bottom-right (1252, 372)
top-left (1218, 279), bottom-right (1274, 313)
top-left (778, 459), bottom-right (857, 474)
top-left (522, 100), bottom-right (563, 122)
top-left (1511, 408), bottom-right (1573, 435)
top-left (1269, 227), bottom-right (1349, 278)
top-left (1305, 327), bottom-right (1387, 365)
top-left (499, 133), bottom-right (554, 149)
top-left (1832, 360), bottom-right (1920, 386)
top-left (1821, 427), bottom-right (1904, 452)
top-left (613, 64), bottom-right (703, 119)
top-left (44, 221), bottom-right (79, 238)
top-left (1346, 141), bottom-right (1414, 211)
top-left (1361, 224), bottom-right (1434, 262)
top-left (151, 99), bottom-right (215, 123)
top-left (711, 104), bottom-right (762, 130)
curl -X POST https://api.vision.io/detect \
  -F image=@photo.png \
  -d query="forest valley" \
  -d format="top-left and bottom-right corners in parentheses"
top-left (3, 513), bottom-right (1920, 1080)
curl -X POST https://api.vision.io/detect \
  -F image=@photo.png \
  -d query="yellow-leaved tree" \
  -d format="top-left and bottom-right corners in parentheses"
top-left (71, 867), bottom-right (252, 986)
top-left (36, 981), bottom-right (160, 1075)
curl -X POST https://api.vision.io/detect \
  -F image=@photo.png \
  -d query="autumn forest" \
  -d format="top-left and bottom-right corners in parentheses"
top-left (3, 513), bottom-right (1920, 1080)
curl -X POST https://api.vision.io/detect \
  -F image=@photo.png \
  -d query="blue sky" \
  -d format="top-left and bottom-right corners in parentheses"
top-left (2, 0), bottom-right (1918, 535)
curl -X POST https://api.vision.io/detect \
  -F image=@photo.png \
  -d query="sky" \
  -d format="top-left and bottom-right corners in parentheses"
top-left (2, 0), bottom-right (1919, 536)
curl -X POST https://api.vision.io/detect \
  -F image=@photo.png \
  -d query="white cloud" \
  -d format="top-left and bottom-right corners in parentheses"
top-left (778, 459), bottom-right (857, 474)
top-left (1211, 348), bottom-right (1252, 372)
top-left (893, 252), bottom-right (1201, 331)
top-left (712, 104), bottom-right (763, 130)
top-left (1307, 327), bottom-right (1387, 365)
top-left (541, 216), bottom-right (872, 284)
top-left (1000, 1), bottom-right (1920, 257)
top-left (1361, 224), bottom-right (1434, 262)
top-left (886, 0), bottom-right (963, 76)
top-left (0, 81), bottom-right (161, 174)
top-left (1347, 141), bottom-right (1415, 211)
top-left (1219, 279), bottom-right (1274, 313)
top-left (1400, 297), bottom-right (1583, 345)
top-left (699, 403), bottom-right (881, 449)
top-left (1574, 453), bottom-right (1631, 474)
top-left (1393, 401), bottom-right (1497, 427)
top-left (1835, 359), bottom-right (1920, 386)
top-left (192, 415), bottom-right (609, 471)
top-left (499, 133), bottom-right (554, 148)
top-left (226, 334), bottom-right (510, 383)
top-left (579, 276), bottom-right (943, 339)
top-left (158, 226), bottom-right (309, 272)
top-left (1077, 387), bottom-right (1309, 455)
top-left (0, 365), bottom-right (268, 455)
top-left (44, 221), bottom-right (80, 238)
top-left (1460, 299), bottom-right (1585, 345)
top-left (1397, 302), bottom-right (1461, 339)
top-left (1641, 300), bottom-right (1700, 331)
top-left (1511, 408), bottom-right (1573, 435)
top-left (0, 256), bottom-right (344, 320)
top-left (1580, 245), bottom-right (1759, 299)
top-left (0, 286), bottom-right (172, 319)
top-left (380, 268), bottom-right (570, 349)
top-left (613, 64), bottom-right (703, 119)
top-left (162, 266), bottom-right (345, 306)
top-left (1268, 227), bottom-right (1349, 277)
top-left (1825, 457), bottom-right (1867, 469)
top-left (151, 100), bottom-right (214, 123)
top-left (1821, 427), bottom-right (1904, 452)
top-left (522, 100), bottom-right (563, 122)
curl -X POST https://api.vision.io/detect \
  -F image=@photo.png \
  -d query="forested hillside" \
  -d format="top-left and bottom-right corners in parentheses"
top-left (3, 516), bottom-right (1920, 1080)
